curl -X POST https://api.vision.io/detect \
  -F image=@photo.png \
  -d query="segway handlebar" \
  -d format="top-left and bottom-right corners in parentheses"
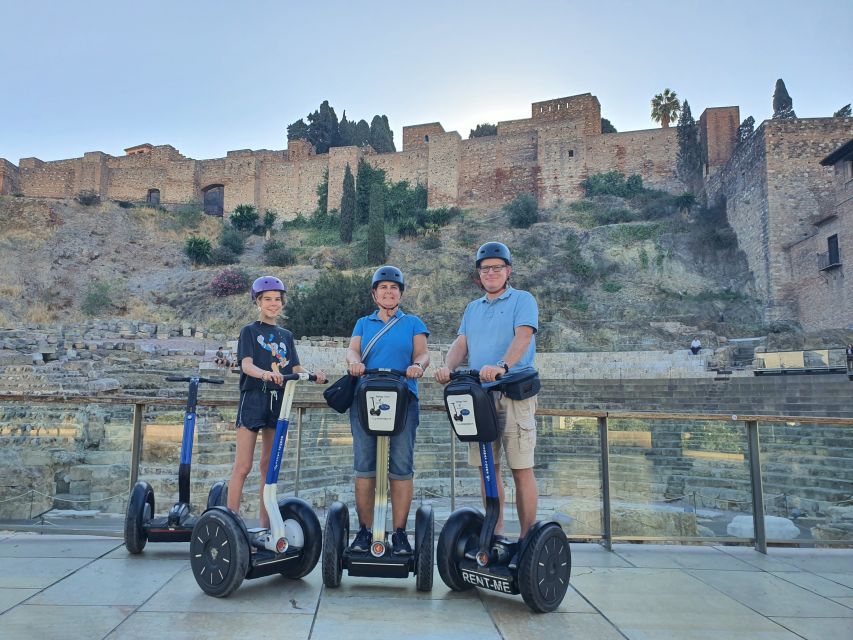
top-left (362, 368), bottom-right (408, 378)
top-left (279, 372), bottom-right (326, 383)
top-left (165, 376), bottom-right (225, 384)
top-left (448, 369), bottom-right (503, 381)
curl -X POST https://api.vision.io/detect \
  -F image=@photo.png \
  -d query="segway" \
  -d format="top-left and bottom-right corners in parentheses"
top-left (125, 375), bottom-right (228, 553)
top-left (322, 369), bottom-right (434, 591)
top-left (436, 370), bottom-right (570, 612)
top-left (190, 372), bottom-right (323, 597)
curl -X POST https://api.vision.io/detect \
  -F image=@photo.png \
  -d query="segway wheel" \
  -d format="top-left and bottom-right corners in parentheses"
top-left (277, 498), bottom-right (322, 579)
top-left (517, 523), bottom-right (571, 613)
top-left (436, 508), bottom-right (484, 591)
top-left (322, 501), bottom-right (349, 588)
top-left (124, 481), bottom-right (154, 554)
top-left (206, 480), bottom-right (228, 509)
top-left (190, 509), bottom-right (250, 597)
top-left (415, 505), bottom-right (434, 592)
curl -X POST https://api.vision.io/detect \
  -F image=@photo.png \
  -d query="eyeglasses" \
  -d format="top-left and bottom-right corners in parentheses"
top-left (478, 265), bottom-right (507, 273)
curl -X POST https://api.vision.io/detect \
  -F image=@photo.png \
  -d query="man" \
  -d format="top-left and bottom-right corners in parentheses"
top-left (435, 241), bottom-right (539, 548)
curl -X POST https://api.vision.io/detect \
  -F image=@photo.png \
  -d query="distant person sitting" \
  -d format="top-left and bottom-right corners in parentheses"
top-left (690, 337), bottom-right (701, 355)
top-left (847, 343), bottom-right (853, 374)
top-left (215, 347), bottom-right (227, 368)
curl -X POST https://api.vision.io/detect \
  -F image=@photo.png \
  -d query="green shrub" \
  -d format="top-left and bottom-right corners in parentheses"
top-left (184, 236), bottom-right (212, 264)
top-left (419, 234), bottom-right (441, 250)
top-left (209, 246), bottom-right (239, 265)
top-left (639, 247), bottom-right (649, 270)
top-left (263, 239), bottom-right (295, 266)
top-left (263, 209), bottom-right (277, 230)
top-left (504, 193), bottom-right (539, 228)
top-left (82, 281), bottom-right (112, 316)
top-left (175, 202), bottom-right (204, 228)
top-left (219, 227), bottom-right (245, 255)
top-left (593, 208), bottom-right (636, 225)
top-left (580, 172), bottom-right (644, 198)
top-left (569, 200), bottom-right (595, 212)
top-left (286, 272), bottom-right (375, 337)
top-left (601, 281), bottom-right (623, 293)
top-left (397, 217), bottom-right (419, 238)
top-left (75, 190), bottom-right (100, 206)
top-left (230, 204), bottom-right (260, 232)
top-left (210, 268), bottom-right (250, 297)
top-left (116, 200), bottom-right (134, 209)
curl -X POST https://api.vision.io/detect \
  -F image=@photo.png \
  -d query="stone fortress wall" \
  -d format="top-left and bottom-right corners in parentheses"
top-left (0, 93), bottom-right (685, 216)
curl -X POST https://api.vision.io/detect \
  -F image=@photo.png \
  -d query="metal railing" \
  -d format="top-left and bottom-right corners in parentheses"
top-left (2, 393), bottom-right (852, 553)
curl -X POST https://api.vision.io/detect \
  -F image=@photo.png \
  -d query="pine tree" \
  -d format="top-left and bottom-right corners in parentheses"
top-left (307, 100), bottom-right (340, 153)
top-left (469, 123), bottom-right (497, 138)
top-left (355, 119), bottom-right (371, 147)
top-left (369, 115), bottom-right (396, 152)
top-left (367, 182), bottom-right (386, 264)
top-left (601, 118), bottom-right (617, 133)
top-left (772, 79), bottom-right (797, 119)
top-left (287, 119), bottom-right (309, 141)
top-left (736, 116), bottom-right (755, 146)
top-left (833, 104), bottom-right (852, 118)
top-left (340, 164), bottom-right (356, 243)
top-left (338, 111), bottom-right (356, 147)
top-left (676, 100), bottom-right (702, 185)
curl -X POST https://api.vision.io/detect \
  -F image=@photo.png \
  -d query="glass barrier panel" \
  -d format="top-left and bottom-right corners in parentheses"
top-left (538, 415), bottom-right (602, 538)
top-left (0, 400), bottom-right (132, 526)
top-left (608, 417), bottom-right (753, 540)
top-left (759, 420), bottom-right (853, 543)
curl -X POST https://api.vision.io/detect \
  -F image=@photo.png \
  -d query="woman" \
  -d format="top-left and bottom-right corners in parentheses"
top-left (344, 266), bottom-right (430, 556)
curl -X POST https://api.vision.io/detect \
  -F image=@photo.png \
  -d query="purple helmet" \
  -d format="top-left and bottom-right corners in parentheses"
top-left (251, 276), bottom-right (286, 301)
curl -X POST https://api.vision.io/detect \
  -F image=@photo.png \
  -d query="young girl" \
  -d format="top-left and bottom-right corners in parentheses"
top-left (227, 275), bottom-right (326, 527)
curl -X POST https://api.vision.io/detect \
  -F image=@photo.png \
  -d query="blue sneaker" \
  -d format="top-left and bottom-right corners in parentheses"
top-left (350, 525), bottom-right (372, 553)
top-left (391, 528), bottom-right (412, 555)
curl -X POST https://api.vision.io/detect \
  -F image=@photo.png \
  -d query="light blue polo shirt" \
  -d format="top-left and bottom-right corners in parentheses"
top-left (458, 287), bottom-right (538, 378)
top-left (352, 310), bottom-right (430, 397)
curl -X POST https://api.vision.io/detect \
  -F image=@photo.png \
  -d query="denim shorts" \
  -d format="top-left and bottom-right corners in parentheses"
top-left (349, 395), bottom-right (419, 481)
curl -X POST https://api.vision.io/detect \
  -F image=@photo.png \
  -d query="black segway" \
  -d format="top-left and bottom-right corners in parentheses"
top-left (125, 375), bottom-right (228, 553)
top-left (323, 369), bottom-right (434, 591)
top-left (190, 372), bottom-right (323, 597)
top-left (436, 370), bottom-right (570, 612)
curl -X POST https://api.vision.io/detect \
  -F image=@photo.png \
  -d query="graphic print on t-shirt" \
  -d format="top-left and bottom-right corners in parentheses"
top-left (257, 333), bottom-right (290, 373)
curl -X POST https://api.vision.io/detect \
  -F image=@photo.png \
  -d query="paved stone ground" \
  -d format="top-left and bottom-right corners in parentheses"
top-left (0, 532), bottom-right (851, 639)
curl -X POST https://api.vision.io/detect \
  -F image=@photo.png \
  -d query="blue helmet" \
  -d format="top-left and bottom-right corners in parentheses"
top-left (371, 265), bottom-right (405, 292)
top-left (251, 276), bottom-right (286, 301)
top-left (476, 241), bottom-right (512, 267)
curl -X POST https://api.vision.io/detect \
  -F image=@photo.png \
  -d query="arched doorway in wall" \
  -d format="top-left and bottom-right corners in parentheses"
top-left (202, 184), bottom-right (224, 217)
top-left (146, 188), bottom-right (160, 206)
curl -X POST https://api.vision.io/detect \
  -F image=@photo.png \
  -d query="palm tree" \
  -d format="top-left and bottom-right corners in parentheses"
top-left (651, 89), bottom-right (681, 128)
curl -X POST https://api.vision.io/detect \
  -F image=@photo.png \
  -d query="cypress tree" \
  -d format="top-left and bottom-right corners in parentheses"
top-left (772, 79), bottom-right (796, 119)
top-left (357, 158), bottom-right (385, 225)
top-left (340, 164), bottom-right (356, 243)
top-left (367, 182), bottom-right (386, 264)
top-left (676, 100), bottom-right (702, 185)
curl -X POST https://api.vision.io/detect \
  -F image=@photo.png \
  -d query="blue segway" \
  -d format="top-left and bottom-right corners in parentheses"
top-left (322, 369), bottom-right (434, 591)
top-left (124, 375), bottom-right (227, 553)
top-left (190, 373), bottom-right (323, 597)
top-left (436, 370), bottom-right (570, 612)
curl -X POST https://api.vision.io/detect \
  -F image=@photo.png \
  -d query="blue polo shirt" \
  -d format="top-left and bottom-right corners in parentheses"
top-left (352, 310), bottom-right (430, 397)
top-left (458, 287), bottom-right (538, 378)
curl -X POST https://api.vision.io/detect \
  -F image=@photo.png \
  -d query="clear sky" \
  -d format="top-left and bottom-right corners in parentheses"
top-left (1, 0), bottom-right (850, 163)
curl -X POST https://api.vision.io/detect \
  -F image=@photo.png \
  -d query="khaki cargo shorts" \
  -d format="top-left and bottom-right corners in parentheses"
top-left (468, 393), bottom-right (537, 470)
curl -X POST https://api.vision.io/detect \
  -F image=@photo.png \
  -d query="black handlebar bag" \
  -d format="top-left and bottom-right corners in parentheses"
top-left (443, 374), bottom-right (500, 442)
top-left (356, 372), bottom-right (410, 436)
top-left (497, 369), bottom-right (541, 401)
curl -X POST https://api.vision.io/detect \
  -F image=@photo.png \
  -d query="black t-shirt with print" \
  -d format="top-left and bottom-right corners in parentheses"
top-left (237, 321), bottom-right (300, 392)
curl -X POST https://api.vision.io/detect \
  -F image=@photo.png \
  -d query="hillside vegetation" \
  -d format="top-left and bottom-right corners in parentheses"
top-left (0, 187), bottom-right (769, 351)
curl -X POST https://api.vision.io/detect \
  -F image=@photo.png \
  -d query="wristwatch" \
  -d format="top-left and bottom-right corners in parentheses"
top-left (496, 360), bottom-right (509, 373)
